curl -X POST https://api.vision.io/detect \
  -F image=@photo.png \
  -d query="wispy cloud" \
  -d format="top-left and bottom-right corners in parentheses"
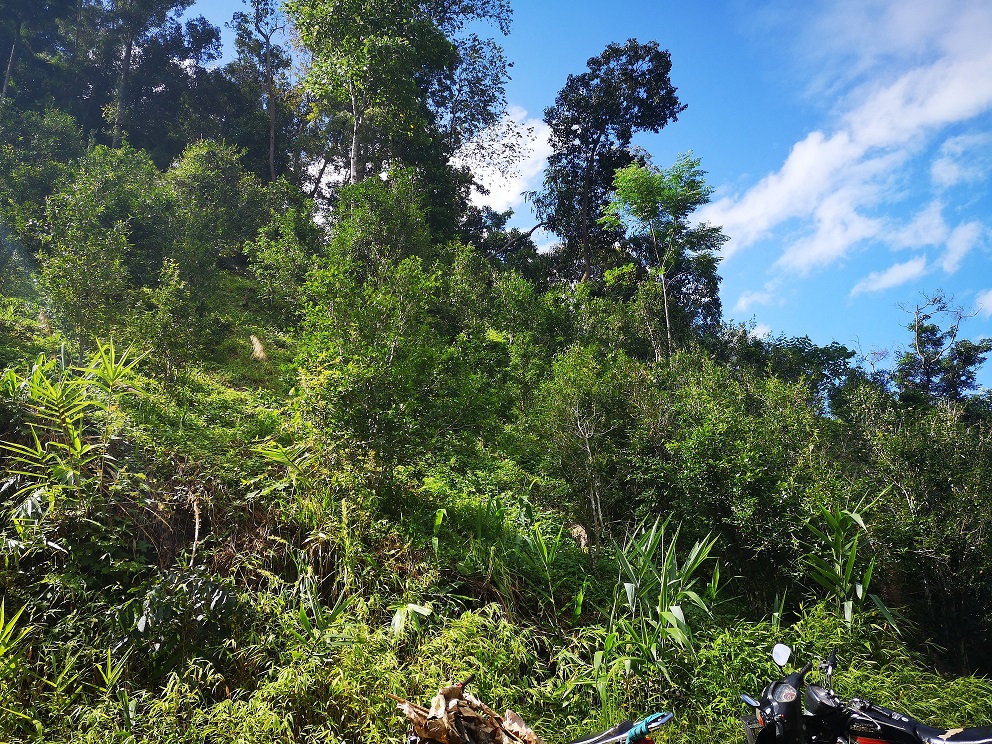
top-left (941, 221), bottom-right (983, 273)
top-left (700, 0), bottom-right (992, 277)
top-left (774, 187), bottom-right (885, 272)
top-left (976, 289), bottom-right (992, 319)
top-left (734, 288), bottom-right (776, 313)
top-left (850, 256), bottom-right (928, 296)
top-left (700, 130), bottom-right (863, 258)
top-left (931, 133), bottom-right (992, 188)
top-left (891, 201), bottom-right (947, 249)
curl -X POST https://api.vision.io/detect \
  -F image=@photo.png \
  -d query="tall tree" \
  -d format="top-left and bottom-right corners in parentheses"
top-left (892, 292), bottom-right (992, 407)
top-left (0, 0), bottom-right (77, 110)
top-left (229, 0), bottom-right (290, 182)
top-left (533, 39), bottom-right (685, 282)
top-left (122, 16), bottom-right (224, 165)
top-left (429, 32), bottom-right (515, 171)
top-left (1, 25), bottom-right (15, 104)
top-left (107, 0), bottom-right (194, 148)
top-left (286, 0), bottom-right (512, 228)
top-left (288, 0), bottom-right (448, 184)
top-left (600, 154), bottom-right (727, 354)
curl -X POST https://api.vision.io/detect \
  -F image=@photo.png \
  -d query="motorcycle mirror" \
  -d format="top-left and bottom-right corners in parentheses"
top-left (772, 643), bottom-right (792, 667)
top-left (824, 649), bottom-right (837, 686)
top-left (740, 693), bottom-right (760, 708)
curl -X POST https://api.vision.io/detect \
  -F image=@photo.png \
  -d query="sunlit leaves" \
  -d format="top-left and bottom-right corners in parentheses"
top-left (803, 500), bottom-right (899, 632)
top-left (600, 154), bottom-right (727, 348)
top-left (0, 340), bottom-right (141, 560)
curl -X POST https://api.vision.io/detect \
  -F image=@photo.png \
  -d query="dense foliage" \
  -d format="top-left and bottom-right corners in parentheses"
top-left (2, 2), bottom-right (992, 742)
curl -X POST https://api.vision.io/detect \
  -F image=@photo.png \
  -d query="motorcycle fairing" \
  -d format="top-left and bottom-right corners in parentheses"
top-left (914, 724), bottom-right (992, 744)
top-left (752, 723), bottom-right (777, 744)
top-left (741, 715), bottom-right (778, 744)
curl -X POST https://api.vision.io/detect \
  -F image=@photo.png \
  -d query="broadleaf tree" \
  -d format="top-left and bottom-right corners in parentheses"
top-left (106, 0), bottom-right (196, 148)
top-left (287, 0), bottom-right (454, 185)
top-left (228, 0), bottom-right (291, 182)
top-left (893, 292), bottom-right (992, 408)
top-left (600, 154), bottom-right (727, 356)
top-left (533, 39), bottom-right (686, 282)
top-left (286, 0), bottom-right (513, 235)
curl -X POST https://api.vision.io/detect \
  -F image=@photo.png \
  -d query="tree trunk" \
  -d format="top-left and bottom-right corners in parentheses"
top-left (73, 0), bottom-right (82, 58)
top-left (113, 33), bottom-right (134, 148)
top-left (267, 84), bottom-right (277, 182)
top-left (659, 227), bottom-right (679, 355)
top-left (660, 270), bottom-right (672, 354)
top-left (579, 158), bottom-right (593, 282)
top-left (349, 82), bottom-right (365, 183)
top-left (308, 157), bottom-right (331, 198)
top-left (1, 40), bottom-right (16, 104)
top-left (262, 24), bottom-right (276, 181)
top-left (578, 134), bottom-right (603, 282)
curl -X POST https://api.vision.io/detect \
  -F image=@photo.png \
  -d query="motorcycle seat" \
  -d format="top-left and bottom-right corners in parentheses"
top-left (916, 723), bottom-right (992, 744)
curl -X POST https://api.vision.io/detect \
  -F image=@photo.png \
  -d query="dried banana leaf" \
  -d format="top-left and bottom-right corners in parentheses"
top-left (390, 684), bottom-right (544, 744)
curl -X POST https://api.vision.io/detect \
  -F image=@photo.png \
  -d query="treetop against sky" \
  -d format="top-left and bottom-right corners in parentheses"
top-left (190, 0), bottom-right (992, 385)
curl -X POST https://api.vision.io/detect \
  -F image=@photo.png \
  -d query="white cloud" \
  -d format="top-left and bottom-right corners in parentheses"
top-left (775, 188), bottom-right (884, 272)
top-left (941, 221), bottom-right (984, 273)
top-left (890, 201), bottom-right (947, 249)
top-left (850, 256), bottom-right (929, 296)
top-left (931, 132), bottom-right (992, 188)
top-left (463, 105), bottom-right (551, 213)
top-left (734, 289), bottom-right (775, 313)
top-left (802, 0), bottom-right (991, 89)
top-left (701, 1), bottom-right (992, 275)
top-left (699, 130), bottom-right (861, 257)
top-left (842, 49), bottom-right (992, 151)
top-left (976, 289), bottom-right (992, 319)
top-left (884, 204), bottom-right (983, 274)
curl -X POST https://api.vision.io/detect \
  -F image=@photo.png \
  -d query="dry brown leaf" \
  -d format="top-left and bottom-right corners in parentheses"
top-left (504, 709), bottom-right (544, 744)
top-left (394, 684), bottom-right (543, 744)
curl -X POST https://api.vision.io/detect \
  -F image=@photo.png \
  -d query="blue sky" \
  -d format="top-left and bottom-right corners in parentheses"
top-left (188, 0), bottom-right (992, 384)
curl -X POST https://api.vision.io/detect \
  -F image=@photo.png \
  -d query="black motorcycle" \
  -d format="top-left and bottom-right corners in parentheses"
top-left (740, 644), bottom-right (992, 744)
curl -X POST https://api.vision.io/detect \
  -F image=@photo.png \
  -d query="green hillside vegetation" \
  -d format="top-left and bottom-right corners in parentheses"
top-left (3, 1), bottom-right (992, 742)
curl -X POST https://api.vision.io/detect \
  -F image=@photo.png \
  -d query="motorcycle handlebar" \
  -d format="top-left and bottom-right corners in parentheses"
top-left (626, 712), bottom-right (674, 742)
top-left (823, 649), bottom-right (837, 686)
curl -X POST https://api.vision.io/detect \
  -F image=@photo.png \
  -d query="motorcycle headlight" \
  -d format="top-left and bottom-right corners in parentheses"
top-left (772, 684), bottom-right (797, 703)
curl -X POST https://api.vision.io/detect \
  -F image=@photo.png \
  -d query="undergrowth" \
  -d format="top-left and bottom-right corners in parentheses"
top-left (2, 290), bottom-right (992, 744)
